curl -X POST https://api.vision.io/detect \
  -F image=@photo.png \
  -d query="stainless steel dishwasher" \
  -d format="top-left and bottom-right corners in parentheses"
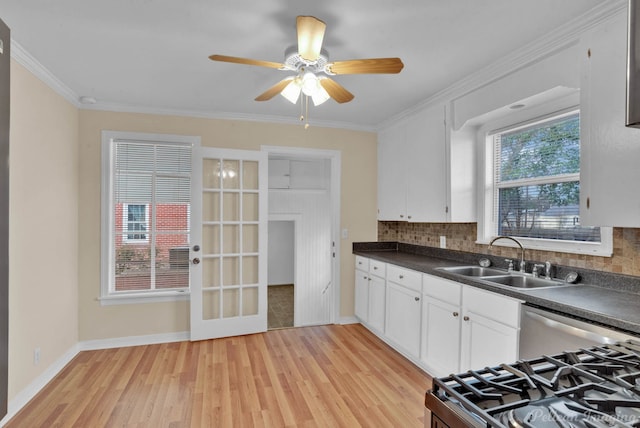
top-left (519, 305), bottom-right (638, 359)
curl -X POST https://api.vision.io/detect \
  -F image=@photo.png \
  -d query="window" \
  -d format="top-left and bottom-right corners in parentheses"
top-left (101, 131), bottom-right (198, 303)
top-left (478, 107), bottom-right (612, 256)
top-left (123, 204), bottom-right (149, 242)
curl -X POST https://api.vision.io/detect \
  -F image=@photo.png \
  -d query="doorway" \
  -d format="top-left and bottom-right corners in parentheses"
top-left (267, 220), bottom-right (295, 329)
top-left (264, 146), bottom-right (341, 327)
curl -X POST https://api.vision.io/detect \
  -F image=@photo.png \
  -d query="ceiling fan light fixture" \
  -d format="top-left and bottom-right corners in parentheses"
top-left (301, 71), bottom-right (319, 96)
top-left (311, 77), bottom-right (331, 106)
top-left (281, 78), bottom-right (302, 104)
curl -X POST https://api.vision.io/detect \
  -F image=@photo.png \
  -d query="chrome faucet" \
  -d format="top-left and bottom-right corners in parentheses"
top-left (532, 264), bottom-right (545, 278)
top-left (488, 236), bottom-right (526, 272)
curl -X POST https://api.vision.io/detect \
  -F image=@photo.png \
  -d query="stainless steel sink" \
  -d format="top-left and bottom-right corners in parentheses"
top-left (480, 275), bottom-right (566, 289)
top-left (437, 266), bottom-right (506, 277)
top-left (436, 265), bottom-right (568, 289)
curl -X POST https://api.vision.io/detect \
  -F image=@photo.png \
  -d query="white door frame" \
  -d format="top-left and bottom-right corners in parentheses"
top-left (262, 145), bottom-right (341, 324)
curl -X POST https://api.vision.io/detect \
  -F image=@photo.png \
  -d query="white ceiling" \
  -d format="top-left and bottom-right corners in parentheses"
top-left (1, 0), bottom-right (611, 130)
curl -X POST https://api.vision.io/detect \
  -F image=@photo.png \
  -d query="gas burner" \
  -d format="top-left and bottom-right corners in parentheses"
top-left (427, 341), bottom-right (640, 428)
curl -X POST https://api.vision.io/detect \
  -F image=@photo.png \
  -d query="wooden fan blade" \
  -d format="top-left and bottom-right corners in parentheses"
top-left (255, 78), bottom-right (295, 101)
top-left (297, 16), bottom-right (326, 62)
top-left (209, 54), bottom-right (284, 70)
top-left (319, 78), bottom-right (354, 103)
top-left (327, 58), bottom-right (404, 74)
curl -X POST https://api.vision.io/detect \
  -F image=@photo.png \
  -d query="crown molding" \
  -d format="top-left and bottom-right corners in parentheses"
top-left (377, 0), bottom-right (628, 131)
top-left (10, 39), bottom-right (82, 108)
top-left (79, 101), bottom-right (376, 132)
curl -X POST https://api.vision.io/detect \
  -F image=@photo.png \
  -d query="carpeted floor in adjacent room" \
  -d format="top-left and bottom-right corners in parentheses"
top-left (268, 284), bottom-right (294, 329)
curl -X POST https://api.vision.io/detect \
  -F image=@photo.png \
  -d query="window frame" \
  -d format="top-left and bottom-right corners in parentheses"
top-left (475, 98), bottom-right (613, 256)
top-left (100, 131), bottom-right (200, 305)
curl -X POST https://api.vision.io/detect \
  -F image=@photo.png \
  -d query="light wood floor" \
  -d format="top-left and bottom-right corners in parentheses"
top-left (6, 324), bottom-right (432, 427)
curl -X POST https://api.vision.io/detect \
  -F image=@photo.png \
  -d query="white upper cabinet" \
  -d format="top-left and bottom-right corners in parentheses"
top-left (580, 11), bottom-right (640, 227)
top-left (377, 122), bottom-right (407, 220)
top-left (377, 103), bottom-right (475, 222)
top-left (405, 105), bottom-right (447, 222)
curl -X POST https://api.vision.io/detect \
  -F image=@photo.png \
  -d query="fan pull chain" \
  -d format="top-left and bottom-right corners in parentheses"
top-left (299, 95), bottom-right (310, 129)
top-left (305, 96), bottom-right (310, 129)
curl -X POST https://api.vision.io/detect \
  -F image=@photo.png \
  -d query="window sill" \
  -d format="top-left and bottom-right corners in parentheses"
top-left (476, 231), bottom-right (613, 258)
top-left (98, 290), bottom-right (190, 306)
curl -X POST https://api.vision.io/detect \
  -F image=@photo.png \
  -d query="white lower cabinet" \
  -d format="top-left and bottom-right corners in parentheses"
top-left (354, 256), bottom-right (386, 333)
top-left (386, 281), bottom-right (422, 359)
top-left (354, 268), bottom-right (369, 323)
top-left (421, 273), bottom-right (521, 377)
top-left (421, 276), bottom-right (462, 376)
top-left (368, 275), bottom-right (386, 333)
top-left (460, 286), bottom-right (520, 371)
top-left (355, 258), bottom-right (521, 376)
top-left (460, 310), bottom-right (519, 371)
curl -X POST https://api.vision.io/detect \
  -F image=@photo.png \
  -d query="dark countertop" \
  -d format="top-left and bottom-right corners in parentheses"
top-left (353, 242), bottom-right (640, 336)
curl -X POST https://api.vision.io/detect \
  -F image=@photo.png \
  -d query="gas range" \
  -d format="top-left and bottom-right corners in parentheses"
top-left (425, 340), bottom-right (640, 427)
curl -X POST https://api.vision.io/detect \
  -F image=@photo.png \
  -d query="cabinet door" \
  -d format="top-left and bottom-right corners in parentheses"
top-left (368, 275), bottom-right (386, 333)
top-left (580, 12), bottom-right (640, 226)
top-left (460, 312), bottom-right (518, 371)
top-left (386, 282), bottom-right (422, 358)
top-left (377, 122), bottom-right (407, 221)
top-left (421, 296), bottom-right (461, 377)
top-left (354, 270), bottom-right (369, 323)
top-left (405, 104), bottom-right (448, 222)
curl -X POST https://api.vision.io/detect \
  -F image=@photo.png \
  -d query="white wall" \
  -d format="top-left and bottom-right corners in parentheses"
top-left (267, 221), bottom-right (295, 285)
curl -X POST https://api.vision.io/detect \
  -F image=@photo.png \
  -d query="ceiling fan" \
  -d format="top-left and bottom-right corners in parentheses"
top-left (209, 16), bottom-right (404, 106)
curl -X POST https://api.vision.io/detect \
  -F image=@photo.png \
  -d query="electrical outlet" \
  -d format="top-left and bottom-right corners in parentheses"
top-left (34, 347), bottom-right (41, 366)
top-left (440, 236), bottom-right (447, 249)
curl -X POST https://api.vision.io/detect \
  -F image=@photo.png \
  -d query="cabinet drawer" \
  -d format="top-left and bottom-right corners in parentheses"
top-left (463, 286), bottom-right (521, 328)
top-left (355, 256), bottom-right (369, 271)
top-left (423, 274), bottom-right (461, 306)
top-left (387, 265), bottom-right (422, 292)
top-left (369, 259), bottom-right (386, 277)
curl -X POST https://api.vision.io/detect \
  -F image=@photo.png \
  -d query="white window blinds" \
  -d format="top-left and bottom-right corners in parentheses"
top-left (111, 140), bottom-right (192, 293)
top-left (492, 112), bottom-right (600, 243)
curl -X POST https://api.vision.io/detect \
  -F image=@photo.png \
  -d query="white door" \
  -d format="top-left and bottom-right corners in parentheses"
top-left (190, 147), bottom-right (268, 341)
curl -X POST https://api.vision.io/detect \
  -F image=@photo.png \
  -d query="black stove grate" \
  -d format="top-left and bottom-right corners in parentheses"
top-left (428, 340), bottom-right (640, 428)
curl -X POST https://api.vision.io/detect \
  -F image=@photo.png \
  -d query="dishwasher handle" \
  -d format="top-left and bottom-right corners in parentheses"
top-left (524, 310), bottom-right (621, 345)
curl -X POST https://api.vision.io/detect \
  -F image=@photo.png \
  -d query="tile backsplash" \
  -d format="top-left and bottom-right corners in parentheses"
top-left (378, 222), bottom-right (640, 277)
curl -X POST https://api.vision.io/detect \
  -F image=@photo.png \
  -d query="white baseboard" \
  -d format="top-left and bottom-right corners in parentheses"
top-left (0, 331), bottom-right (191, 426)
top-left (0, 343), bottom-right (80, 427)
top-left (78, 331), bottom-right (190, 351)
top-left (339, 316), bottom-right (359, 325)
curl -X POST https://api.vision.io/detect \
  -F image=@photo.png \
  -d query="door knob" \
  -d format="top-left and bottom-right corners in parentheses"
top-left (192, 258), bottom-right (200, 265)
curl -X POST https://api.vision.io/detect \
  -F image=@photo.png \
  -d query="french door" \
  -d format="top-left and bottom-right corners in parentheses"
top-left (190, 147), bottom-right (267, 341)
